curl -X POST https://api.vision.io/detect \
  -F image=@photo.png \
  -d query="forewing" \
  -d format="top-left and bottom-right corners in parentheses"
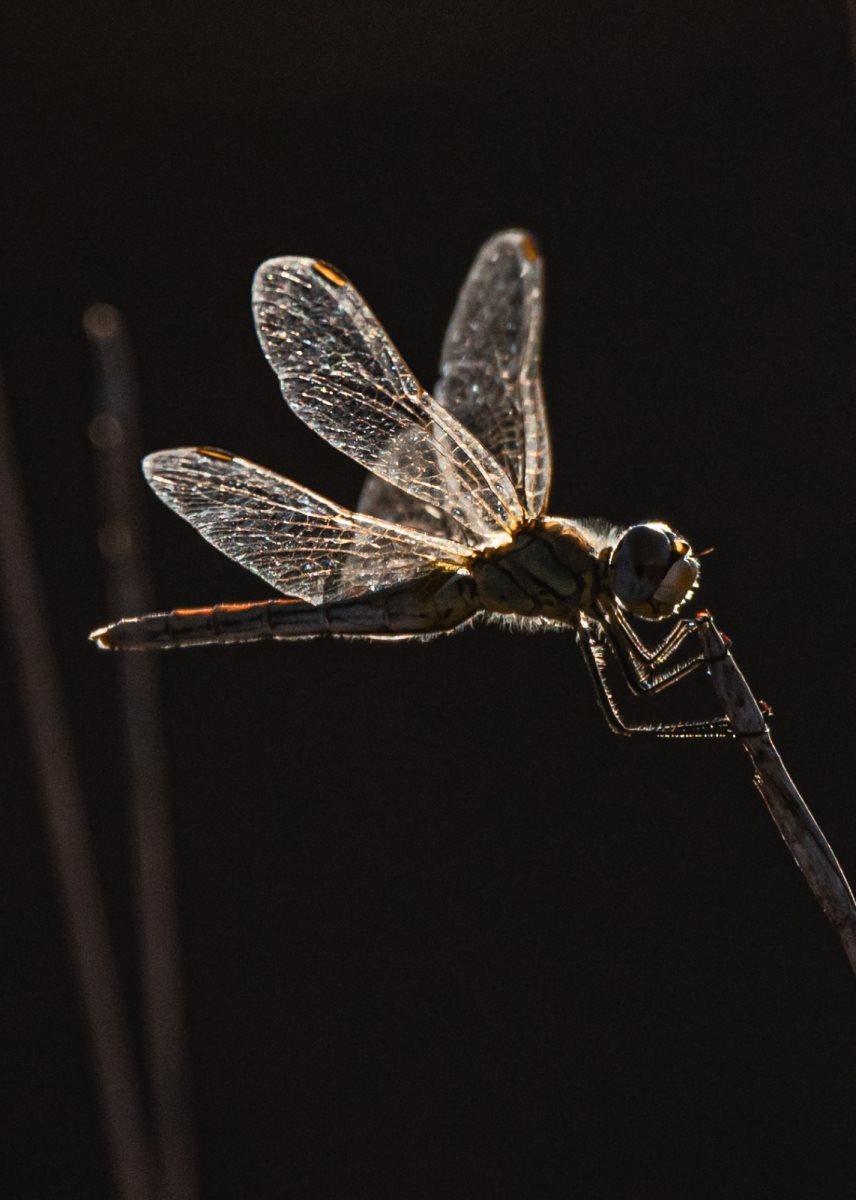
top-left (436, 229), bottom-right (551, 517)
top-left (252, 257), bottom-right (524, 544)
top-left (143, 448), bottom-right (472, 604)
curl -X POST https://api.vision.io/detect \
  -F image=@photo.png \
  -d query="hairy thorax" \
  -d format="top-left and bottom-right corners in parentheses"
top-left (470, 519), bottom-right (603, 621)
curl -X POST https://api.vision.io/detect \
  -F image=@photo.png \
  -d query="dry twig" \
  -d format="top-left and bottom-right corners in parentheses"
top-left (697, 614), bottom-right (856, 975)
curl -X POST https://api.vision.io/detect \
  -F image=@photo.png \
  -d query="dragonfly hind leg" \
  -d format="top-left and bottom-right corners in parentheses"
top-left (576, 619), bottom-right (734, 738)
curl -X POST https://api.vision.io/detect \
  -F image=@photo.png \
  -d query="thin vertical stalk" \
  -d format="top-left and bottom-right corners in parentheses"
top-left (86, 305), bottom-right (197, 1200)
top-left (0, 368), bottom-right (154, 1200)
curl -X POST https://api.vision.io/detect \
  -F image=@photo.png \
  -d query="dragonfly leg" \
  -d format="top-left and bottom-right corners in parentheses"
top-left (592, 604), bottom-right (709, 698)
top-left (601, 600), bottom-right (698, 666)
top-left (576, 626), bottom-right (733, 738)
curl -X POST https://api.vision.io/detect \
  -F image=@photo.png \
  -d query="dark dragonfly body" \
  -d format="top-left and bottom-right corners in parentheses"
top-left (96, 518), bottom-right (600, 649)
top-left (92, 231), bottom-right (728, 736)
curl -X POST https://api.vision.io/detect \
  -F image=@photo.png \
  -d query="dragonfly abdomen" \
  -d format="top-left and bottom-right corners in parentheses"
top-left (91, 571), bottom-right (480, 650)
top-left (92, 599), bottom-right (315, 650)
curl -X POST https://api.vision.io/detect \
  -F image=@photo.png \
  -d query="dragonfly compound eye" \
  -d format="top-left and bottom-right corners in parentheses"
top-left (611, 523), bottom-right (699, 619)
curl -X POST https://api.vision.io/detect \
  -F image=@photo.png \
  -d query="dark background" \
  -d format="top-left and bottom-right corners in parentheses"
top-left (3, 3), bottom-right (856, 1197)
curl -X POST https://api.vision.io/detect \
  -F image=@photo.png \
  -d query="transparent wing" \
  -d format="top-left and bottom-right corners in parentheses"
top-left (252, 257), bottom-right (524, 545)
top-left (357, 470), bottom-right (463, 540)
top-left (436, 229), bottom-right (551, 517)
top-left (359, 229), bottom-right (552, 532)
top-left (143, 447), bottom-right (473, 605)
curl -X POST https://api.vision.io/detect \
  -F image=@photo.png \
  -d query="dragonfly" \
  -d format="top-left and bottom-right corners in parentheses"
top-left (91, 229), bottom-right (732, 737)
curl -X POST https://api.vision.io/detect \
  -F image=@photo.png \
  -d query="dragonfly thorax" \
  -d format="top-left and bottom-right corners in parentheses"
top-left (471, 518), bottom-right (700, 625)
top-left (471, 520), bottom-right (603, 620)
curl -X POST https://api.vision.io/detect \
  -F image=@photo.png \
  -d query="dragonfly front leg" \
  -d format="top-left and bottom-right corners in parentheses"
top-left (576, 625), bottom-right (733, 738)
top-left (601, 599), bottom-right (698, 666)
top-left (593, 603), bottom-right (708, 697)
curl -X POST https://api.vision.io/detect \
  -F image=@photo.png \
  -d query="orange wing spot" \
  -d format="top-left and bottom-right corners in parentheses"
top-left (521, 235), bottom-right (539, 263)
top-left (173, 605), bottom-right (218, 617)
top-left (312, 260), bottom-right (348, 287)
top-left (196, 447), bottom-right (234, 462)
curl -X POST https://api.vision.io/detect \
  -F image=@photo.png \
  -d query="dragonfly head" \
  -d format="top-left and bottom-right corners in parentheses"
top-left (610, 522), bottom-right (700, 620)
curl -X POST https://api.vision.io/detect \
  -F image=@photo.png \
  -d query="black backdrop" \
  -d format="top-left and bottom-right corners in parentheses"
top-left (3, 3), bottom-right (856, 1197)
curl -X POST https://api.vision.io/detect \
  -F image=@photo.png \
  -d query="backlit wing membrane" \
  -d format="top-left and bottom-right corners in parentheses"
top-left (359, 230), bottom-right (551, 534)
top-left (436, 229), bottom-right (551, 517)
top-left (357, 470), bottom-right (463, 540)
top-left (252, 257), bottom-right (524, 545)
top-left (143, 448), bottom-right (473, 605)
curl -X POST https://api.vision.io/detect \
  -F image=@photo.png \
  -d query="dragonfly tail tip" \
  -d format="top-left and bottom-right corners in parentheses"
top-left (89, 624), bottom-right (114, 650)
